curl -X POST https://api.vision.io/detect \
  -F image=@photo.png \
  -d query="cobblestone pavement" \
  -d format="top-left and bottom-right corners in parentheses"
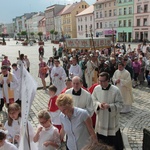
top-left (0, 40), bottom-right (150, 150)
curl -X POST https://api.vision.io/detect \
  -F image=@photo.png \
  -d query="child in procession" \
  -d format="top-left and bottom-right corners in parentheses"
top-left (33, 110), bottom-right (61, 150)
top-left (48, 85), bottom-right (61, 132)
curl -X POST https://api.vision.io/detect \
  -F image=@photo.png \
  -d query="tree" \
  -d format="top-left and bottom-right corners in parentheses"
top-left (38, 32), bottom-right (43, 41)
top-left (21, 31), bottom-right (28, 40)
top-left (54, 31), bottom-right (58, 40)
top-left (50, 29), bottom-right (55, 40)
top-left (17, 33), bottom-right (21, 40)
top-left (30, 32), bottom-right (34, 39)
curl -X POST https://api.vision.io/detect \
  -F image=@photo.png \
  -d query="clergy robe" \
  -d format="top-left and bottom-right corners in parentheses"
top-left (92, 85), bottom-right (123, 136)
top-left (51, 66), bottom-right (66, 95)
top-left (0, 72), bottom-right (18, 104)
top-left (69, 64), bottom-right (82, 79)
top-left (85, 60), bottom-right (95, 88)
top-left (65, 88), bottom-right (94, 116)
top-left (112, 69), bottom-right (134, 106)
top-left (0, 141), bottom-right (18, 150)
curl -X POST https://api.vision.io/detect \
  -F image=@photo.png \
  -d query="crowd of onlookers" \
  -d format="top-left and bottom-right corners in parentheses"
top-left (0, 42), bottom-right (150, 150)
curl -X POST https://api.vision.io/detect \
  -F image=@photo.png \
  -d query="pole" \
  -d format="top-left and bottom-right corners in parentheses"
top-left (90, 25), bottom-right (96, 51)
top-left (112, 27), bottom-right (116, 58)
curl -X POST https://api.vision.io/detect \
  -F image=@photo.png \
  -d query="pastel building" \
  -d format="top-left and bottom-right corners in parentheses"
top-left (94, 0), bottom-right (117, 38)
top-left (61, 0), bottom-right (89, 38)
top-left (133, 0), bottom-right (150, 41)
top-left (117, 0), bottom-right (134, 42)
top-left (76, 5), bottom-right (94, 38)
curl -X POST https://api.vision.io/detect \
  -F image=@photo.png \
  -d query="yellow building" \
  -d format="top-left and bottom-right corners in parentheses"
top-left (61, 1), bottom-right (89, 38)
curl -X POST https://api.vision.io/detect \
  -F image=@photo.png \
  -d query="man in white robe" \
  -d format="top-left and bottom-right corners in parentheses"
top-left (12, 63), bottom-right (21, 105)
top-left (51, 59), bottom-right (66, 95)
top-left (92, 72), bottom-right (123, 150)
top-left (69, 57), bottom-right (82, 79)
top-left (112, 62), bottom-right (134, 113)
top-left (85, 54), bottom-right (95, 88)
top-left (65, 76), bottom-right (94, 116)
top-left (0, 65), bottom-right (19, 106)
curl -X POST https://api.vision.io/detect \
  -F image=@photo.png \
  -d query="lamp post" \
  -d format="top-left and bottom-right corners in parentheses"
top-left (112, 27), bottom-right (116, 58)
top-left (85, 26), bottom-right (88, 38)
top-left (123, 30), bottom-right (124, 42)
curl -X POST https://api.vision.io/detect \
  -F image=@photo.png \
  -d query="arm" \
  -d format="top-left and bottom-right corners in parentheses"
top-left (33, 126), bottom-right (42, 142)
top-left (60, 124), bottom-right (65, 141)
top-left (85, 117), bottom-right (97, 142)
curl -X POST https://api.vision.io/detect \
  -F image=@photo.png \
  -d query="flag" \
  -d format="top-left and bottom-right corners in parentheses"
top-left (18, 62), bottom-right (38, 150)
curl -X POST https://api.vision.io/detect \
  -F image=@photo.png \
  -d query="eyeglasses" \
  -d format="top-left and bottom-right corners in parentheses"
top-left (39, 120), bottom-right (48, 125)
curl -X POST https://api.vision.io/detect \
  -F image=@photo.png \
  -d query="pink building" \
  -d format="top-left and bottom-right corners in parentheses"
top-left (133, 0), bottom-right (150, 42)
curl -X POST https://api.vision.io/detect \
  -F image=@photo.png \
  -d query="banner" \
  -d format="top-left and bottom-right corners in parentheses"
top-left (18, 62), bottom-right (38, 150)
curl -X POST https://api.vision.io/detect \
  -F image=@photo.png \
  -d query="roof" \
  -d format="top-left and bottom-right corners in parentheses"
top-left (94, 0), bottom-right (111, 5)
top-left (76, 5), bottom-right (94, 17)
top-left (56, 4), bottom-right (71, 16)
top-left (61, 2), bottom-right (82, 15)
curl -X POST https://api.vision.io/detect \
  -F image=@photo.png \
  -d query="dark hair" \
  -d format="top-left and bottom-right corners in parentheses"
top-left (12, 63), bottom-right (17, 67)
top-left (65, 77), bottom-right (72, 82)
top-left (49, 85), bottom-right (57, 93)
top-left (99, 72), bottom-right (110, 81)
top-left (8, 103), bottom-right (21, 126)
top-left (118, 62), bottom-right (124, 67)
top-left (0, 132), bottom-right (6, 140)
top-left (20, 54), bottom-right (24, 60)
top-left (1, 65), bottom-right (8, 70)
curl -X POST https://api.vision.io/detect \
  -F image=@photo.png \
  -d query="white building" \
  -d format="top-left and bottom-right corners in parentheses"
top-left (76, 5), bottom-right (94, 38)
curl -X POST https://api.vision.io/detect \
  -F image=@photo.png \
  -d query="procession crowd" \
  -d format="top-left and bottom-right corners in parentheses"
top-left (0, 42), bottom-right (150, 150)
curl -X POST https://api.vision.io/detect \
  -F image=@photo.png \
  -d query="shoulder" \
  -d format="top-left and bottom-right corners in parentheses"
top-left (4, 141), bottom-right (17, 150)
top-left (65, 88), bottom-right (73, 94)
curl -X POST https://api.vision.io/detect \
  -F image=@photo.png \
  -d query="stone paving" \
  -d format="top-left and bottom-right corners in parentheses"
top-left (0, 40), bottom-right (150, 150)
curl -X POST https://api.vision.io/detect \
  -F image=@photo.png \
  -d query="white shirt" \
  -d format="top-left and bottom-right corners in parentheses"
top-left (0, 141), bottom-right (18, 150)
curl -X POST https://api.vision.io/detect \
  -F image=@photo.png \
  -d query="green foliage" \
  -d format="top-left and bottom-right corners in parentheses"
top-left (38, 32), bottom-right (43, 41)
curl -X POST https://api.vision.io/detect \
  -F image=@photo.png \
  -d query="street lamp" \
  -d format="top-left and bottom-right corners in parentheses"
top-left (90, 25), bottom-right (96, 51)
top-left (85, 26), bottom-right (88, 38)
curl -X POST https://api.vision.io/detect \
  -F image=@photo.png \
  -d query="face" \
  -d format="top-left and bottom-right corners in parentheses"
top-left (0, 139), bottom-right (5, 147)
top-left (118, 64), bottom-right (124, 71)
top-left (49, 90), bottom-right (55, 97)
top-left (1, 69), bottom-right (8, 75)
top-left (99, 76), bottom-right (109, 88)
top-left (54, 60), bottom-right (59, 67)
top-left (39, 118), bottom-right (50, 128)
top-left (9, 110), bottom-right (20, 120)
top-left (72, 78), bottom-right (82, 92)
top-left (72, 59), bottom-right (77, 65)
top-left (66, 81), bottom-right (72, 88)
top-left (58, 105), bottom-right (72, 116)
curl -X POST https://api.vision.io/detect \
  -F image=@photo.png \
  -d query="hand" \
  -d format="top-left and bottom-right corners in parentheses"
top-left (37, 127), bottom-right (43, 134)
top-left (54, 73), bottom-right (58, 77)
top-left (43, 141), bottom-right (51, 147)
top-left (116, 79), bottom-right (120, 84)
top-left (101, 102), bottom-right (110, 109)
top-left (59, 77), bottom-right (62, 80)
top-left (1, 80), bottom-right (4, 84)
top-left (14, 134), bottom-right (20, 142)
top-left (7, 79), bottom-right (10, 84)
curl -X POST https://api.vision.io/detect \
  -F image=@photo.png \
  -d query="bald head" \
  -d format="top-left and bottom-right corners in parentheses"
top-left (72, 76), bottom-right (82, 92)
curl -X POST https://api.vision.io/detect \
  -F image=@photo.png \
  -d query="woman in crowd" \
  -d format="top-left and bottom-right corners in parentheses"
top-left (56, 93), bottom-right (97, 150)
top-left (47, 57), bottom-right (54, 85)
top-left (38, 57), bottom-right (47, 90)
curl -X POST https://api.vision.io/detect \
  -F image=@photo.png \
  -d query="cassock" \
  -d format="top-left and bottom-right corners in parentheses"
top-left (69, 64), bottom-right (82, 79)
top-left (51, 66), bottom-right (66, 95)
top-left (0, 72), bottom-right (18, 104)
top-left (65, 87), bottom-right (94, 116)
top-left (112, 69), bottom-right (134, 106)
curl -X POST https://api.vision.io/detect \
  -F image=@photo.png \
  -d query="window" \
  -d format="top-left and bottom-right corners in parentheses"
top-left (124, 8), bottom-right (127, 15)
top-left (137, 5), bottom-right (141, 13)
top-left (143, 18), bottom-right (147, 26)
top-left (128, 20), bottom-right (131, 27)
top-left (124, 0), bottom-right (127, 2)
top-left (114, 21), bottom-right (117, 27)
top-left (109, 10), bottom-right (112, 17)
top-left (119, 20), bottom-right (122, 27)
top-left (85, 5), bottom-right (87, 8)
top-left (82, 5), bottom-right (84, 8)
top-left (129, 7), bottom-right (132, 14)
top-left (109, 21), bottom-right (112, 27)
top-left (85, 25), bottom-right (87, 30)
top-left (100, 22), bottom-right (102, 28)
top-left (78, 26), bottom-right (80, 31)
top-left (85, 17), bottom-right (87, 21)
top-left (105, 3), bottom-right (107, 7)
top-left (109, 3), bottom-right (111, 7)
top-left (90, 16), bottom-right (92, 21)
top-left (96, 12), bottom-right (98, 18)
top-left (123, 20), bottom-right (126, 27)
top-left (81, 25), bottom-right (83, 31)
top-left (105, 11), bottom-right (107, 17)
top-left (144, 5), bottom-right (148, 13)
top-left (135, 32), bottom-right (139, 39)
top-left (78, 18), bottom-right (80, 22)
top-left (118, 0), bottom-right (122, 3)
top-left (96, 23), bottom-right (99, 29)
top-left (114, 2), bottom-right (116, 6)
top-left (137, 19), bottom-right (140, 26)
top-left (100, 12), bottom-right (102, 18)
top-left (76, 11), bottom-right (78, 14)
top-left (119, 8), bottom-right (122, 15)
top-left (113, 9), bottom-right (117, 16)
top-left (105, 22), bottom-right (107, 28)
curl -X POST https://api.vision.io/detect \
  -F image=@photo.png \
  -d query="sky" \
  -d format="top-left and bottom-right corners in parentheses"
top-left (0, 0), bottom-right (94, 23)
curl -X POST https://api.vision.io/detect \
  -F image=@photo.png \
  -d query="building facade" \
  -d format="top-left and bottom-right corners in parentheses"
top-left (94, 0), bottom-right (117, 38)
top-left (61, 1), bottom-right (89, 38)
top-left (45, 4), bottom-right (65, 38)
top-left (117, 0), bottom-right (134, 42)
top-left (76, 5), bottom-right (94, 38)
top-left (133, 0), bottom-right (150, 42)
top-left (38, 17), bottom-right (46, 39)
